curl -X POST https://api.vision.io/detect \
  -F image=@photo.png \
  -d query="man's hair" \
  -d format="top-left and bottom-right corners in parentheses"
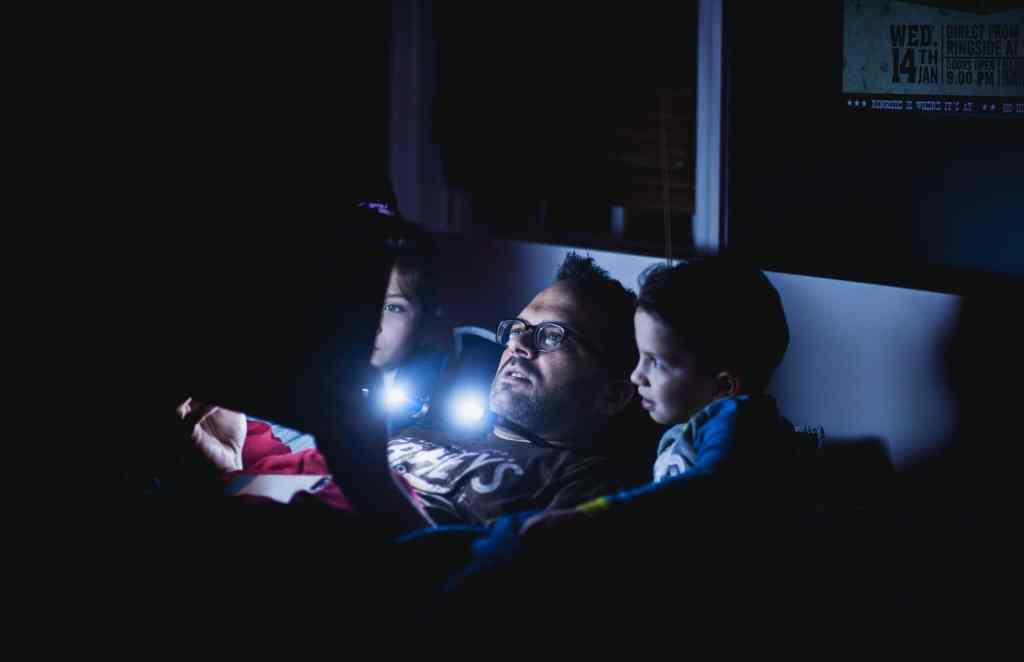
top-left (554, 252), bottom-right (638, 379)
top-left (637, 259), bottom-right (789, 393)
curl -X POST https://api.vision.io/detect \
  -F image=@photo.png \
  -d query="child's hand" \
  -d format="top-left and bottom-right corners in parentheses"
top-left (177, 397), bottom-right (247, 472)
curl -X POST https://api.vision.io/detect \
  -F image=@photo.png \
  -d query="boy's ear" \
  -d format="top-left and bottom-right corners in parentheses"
top-left (598, 379), bottom-right (636, 416)
top-left (713, 371), bottom-right (742, 400)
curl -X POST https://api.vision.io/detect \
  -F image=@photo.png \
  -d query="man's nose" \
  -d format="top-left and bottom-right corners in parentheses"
top-left (507, 329), bottom-right (537, 359)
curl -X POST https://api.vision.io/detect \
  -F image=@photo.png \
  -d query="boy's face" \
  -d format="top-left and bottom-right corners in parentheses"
top-left (631, 308), bottom-right (720, 426)
top-left (371, 266), bottom-right (424, 372)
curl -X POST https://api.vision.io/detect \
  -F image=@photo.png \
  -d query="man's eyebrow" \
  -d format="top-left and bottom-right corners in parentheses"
top-left (537, 317), bottom-right (582, 327)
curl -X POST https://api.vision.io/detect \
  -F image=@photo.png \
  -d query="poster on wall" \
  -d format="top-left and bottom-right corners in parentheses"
top-left (843, 0), bottom-right (1023, 115)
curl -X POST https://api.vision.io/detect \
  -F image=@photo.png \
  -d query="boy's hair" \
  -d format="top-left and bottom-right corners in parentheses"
top-left (637, 259), bottom-right (789, 393)
top-left (555, 252), bottom-right (638, 379)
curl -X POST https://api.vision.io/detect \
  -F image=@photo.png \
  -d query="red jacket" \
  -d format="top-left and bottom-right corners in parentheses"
top-left (225, 420), bottom-right (352, 511)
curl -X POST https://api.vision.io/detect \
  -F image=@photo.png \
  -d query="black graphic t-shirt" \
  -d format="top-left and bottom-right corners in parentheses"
top-left (386, 427), bottom-right (622, 525)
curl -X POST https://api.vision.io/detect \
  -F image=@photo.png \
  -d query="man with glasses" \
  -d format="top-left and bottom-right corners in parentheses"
top-left (209, 251), bottom-right (640, 528)
top-left (385, 252), bottom-right (639, 525)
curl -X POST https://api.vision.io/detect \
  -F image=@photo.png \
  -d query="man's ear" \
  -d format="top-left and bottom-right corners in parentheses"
top-left (597, 379), bottom-right (636, 416)
top-left (713, 370), bottom-right (742, 400)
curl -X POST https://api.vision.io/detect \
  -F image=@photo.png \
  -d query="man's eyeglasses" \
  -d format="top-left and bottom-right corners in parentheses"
top-left (496, 319), bottom-right (602, 357)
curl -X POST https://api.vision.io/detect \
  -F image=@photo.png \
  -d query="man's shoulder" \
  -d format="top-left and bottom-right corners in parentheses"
top-left (550, 449), bottom-right (619, 478)
top-left (523, 440), bottom-right (620, 485)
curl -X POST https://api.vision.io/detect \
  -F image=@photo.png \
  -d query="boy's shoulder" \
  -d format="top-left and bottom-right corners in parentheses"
top-left (696, 394), bottom-right (780, 435)
top-left (654, 394), bottom-right (800, 480)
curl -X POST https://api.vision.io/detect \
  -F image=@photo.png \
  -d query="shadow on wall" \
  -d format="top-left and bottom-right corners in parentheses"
top-left (892, 282), bottom-right (1024, 621)
top-left (765, 272), bottom-right (961, 469)
top-left (911, 282), bottom-right (1024, 492)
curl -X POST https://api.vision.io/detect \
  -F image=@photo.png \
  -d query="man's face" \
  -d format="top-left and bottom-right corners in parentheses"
top-left (370, 266), bottom-right (423, 372)
top-left (630, 308), bottom-right (719, 426)
top-left (490, 282), bottom-right (609, 439)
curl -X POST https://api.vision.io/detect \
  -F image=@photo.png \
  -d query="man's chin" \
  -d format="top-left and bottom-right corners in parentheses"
top-left (490, 389), bottom-right (526, 419)
top-left (489, 390), bottom-right (508, 416)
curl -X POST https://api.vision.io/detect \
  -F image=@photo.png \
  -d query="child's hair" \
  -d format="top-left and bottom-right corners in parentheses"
top-left (385, 219), bottom-right (440, 319)
top-left (637, 259), bottom-right (789, 393)
top-left (370, 211), bottom-right (446, 356)
top-left (352, 189), bottom-right (441, 321)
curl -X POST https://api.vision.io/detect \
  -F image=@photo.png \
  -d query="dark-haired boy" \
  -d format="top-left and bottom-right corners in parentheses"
top-left (437, 260), bottom-right (819, 625)
top-left (522, 259), bottom-right (812, 531)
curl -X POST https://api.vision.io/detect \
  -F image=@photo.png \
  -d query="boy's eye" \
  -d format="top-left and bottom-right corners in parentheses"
top-left (383, 303), bottom-right (405, 314)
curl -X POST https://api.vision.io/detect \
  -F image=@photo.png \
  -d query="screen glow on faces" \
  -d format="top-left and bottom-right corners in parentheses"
top-left (630, 308), bottom-right (719, 426)
top-left (371, 267), bottom-right (424, 372)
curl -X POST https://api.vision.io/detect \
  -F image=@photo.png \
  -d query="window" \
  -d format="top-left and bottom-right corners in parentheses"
top-left (429, 3), bottom-right (700, 257)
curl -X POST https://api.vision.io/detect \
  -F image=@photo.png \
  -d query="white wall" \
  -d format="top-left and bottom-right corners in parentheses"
top-left (764, 272), bottom-right (960, 469)
top-left (435, 234), bottom-right (962, 469)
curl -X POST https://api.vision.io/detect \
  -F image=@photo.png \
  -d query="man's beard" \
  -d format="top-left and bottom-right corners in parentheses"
top-left (490, 375), bottom-right (602, 438)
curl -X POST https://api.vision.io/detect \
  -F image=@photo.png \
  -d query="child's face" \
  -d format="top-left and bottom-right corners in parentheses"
top-left (630, 308), bottom-right (720, 426)
top-left (371, 266), bottom-right (424, 372)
